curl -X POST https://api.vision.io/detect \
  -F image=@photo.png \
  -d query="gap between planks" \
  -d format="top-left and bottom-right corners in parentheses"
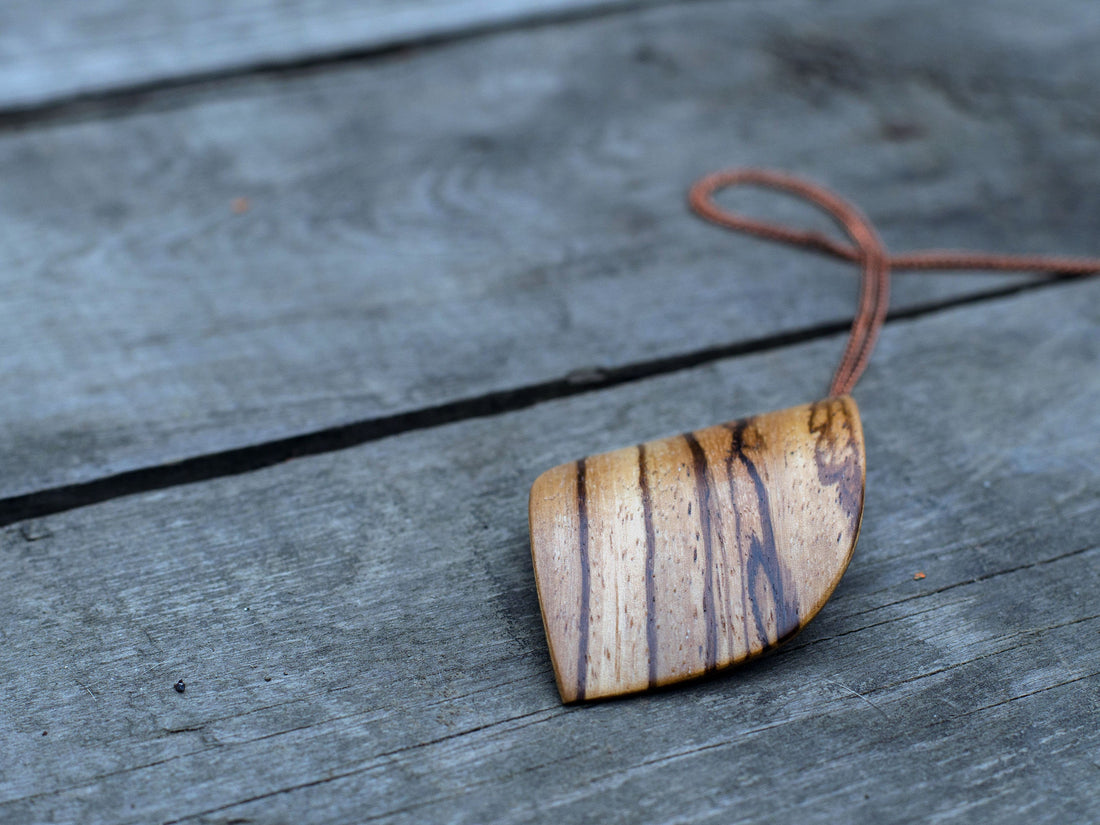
top-left (0, 0), bottom-right (716, 133)
top-left (0, 274), bottom-right (1077, 528)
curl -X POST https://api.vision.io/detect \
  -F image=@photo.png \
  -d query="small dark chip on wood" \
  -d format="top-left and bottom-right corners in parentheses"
top-left (174, 680), bottom-right (186, 693)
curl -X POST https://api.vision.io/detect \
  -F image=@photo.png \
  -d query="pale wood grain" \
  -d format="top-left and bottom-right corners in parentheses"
top-left (1, 281), bottom-right (1096, 823)
top-left (530, 396), bottom-right (864, 701)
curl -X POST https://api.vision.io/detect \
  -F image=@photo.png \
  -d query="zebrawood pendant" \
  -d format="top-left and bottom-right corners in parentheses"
top-left (529, 395), bottom-right (865, 702)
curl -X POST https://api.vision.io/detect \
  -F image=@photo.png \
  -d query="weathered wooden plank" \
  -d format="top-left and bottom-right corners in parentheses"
top-left (5, 0), bottom-right (1099, 499)
top-left (1, 280), bottom-right (1096, 823)
top-left (0, 0), bottom-right (654, 110)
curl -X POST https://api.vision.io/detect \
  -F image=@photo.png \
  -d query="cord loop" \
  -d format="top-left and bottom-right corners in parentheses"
top-left (689, 169), bottom-right (1100, 396)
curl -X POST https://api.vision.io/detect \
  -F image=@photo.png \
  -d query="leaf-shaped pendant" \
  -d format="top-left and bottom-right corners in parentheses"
top-left (527, 163), bottom-right (1100, 703)
top-left (528, 396), bottom-right (865, 702)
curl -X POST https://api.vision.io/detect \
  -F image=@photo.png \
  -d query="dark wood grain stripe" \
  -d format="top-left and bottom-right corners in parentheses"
top-left (729, 424), bottom-right (799, 644)
top-left (638, 444), bottom-right (658, 688)
top-left (809, 400), bottom-right (863, 526)
top-left (724, 422), bottom-right (755, 652)
top-left (575, 458), bottom-right (590, 700)
top-left (684, 433), bottom-right (718, 671)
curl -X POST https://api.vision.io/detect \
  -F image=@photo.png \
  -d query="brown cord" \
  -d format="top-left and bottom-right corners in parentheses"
top-left (688, 168), bottom-right (1100, 397)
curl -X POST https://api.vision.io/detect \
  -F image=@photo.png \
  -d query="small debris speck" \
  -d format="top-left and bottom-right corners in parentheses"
top-left (913, 571), bottom-right (926, 580)
top-left (42, 731), bottom-right (48, 736)
top-left (174, 680), bottom-right (186, 693)
top-left (263, 675), bottom-right (272, 682)
top-left (231, 196), bottom-right (250, 214)
top-left (19, 522), bottom-right (52, 542)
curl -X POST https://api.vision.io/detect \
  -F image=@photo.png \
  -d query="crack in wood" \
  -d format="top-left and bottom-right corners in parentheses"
top-left (0, 0), bottom-right (718, 134)
top-left (159, 706), bottom-right (563, 824)
top-left (937, 670), bottom-right (1100, 722)
top-left (0, 276), bottom-right (1077, 529)
top-left (787, 542), bottom-right (1100, 654)
top-left (844, 542), bottom-right (1098, 620)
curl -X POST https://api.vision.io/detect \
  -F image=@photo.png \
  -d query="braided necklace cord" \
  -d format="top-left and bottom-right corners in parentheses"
top-left (688, 169), bottom-right (1100, 397)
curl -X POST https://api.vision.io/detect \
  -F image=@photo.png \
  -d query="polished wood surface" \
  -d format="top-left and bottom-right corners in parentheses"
top-left (530, 396), bottom-right (865, 702)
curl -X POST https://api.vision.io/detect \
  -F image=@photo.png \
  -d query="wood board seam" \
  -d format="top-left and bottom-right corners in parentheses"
top-left (0, 0), bottom-right (720, 133)
top-left (0, 276), bottom-right (1078, 527)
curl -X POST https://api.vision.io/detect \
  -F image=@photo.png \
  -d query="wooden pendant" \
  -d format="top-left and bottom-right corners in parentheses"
top-left (529, 396), bottom-right (865, 702)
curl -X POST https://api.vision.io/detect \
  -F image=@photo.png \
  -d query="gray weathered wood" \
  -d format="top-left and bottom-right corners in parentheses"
top-left (2, 280), bottom-right (1097, 823)
top-left (0, 0), bottom-right (655, 110)
top-left (5, 0), bottom-right (1100, 498)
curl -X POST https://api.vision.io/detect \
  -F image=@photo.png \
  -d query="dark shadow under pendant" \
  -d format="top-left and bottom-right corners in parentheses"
top-left (529, 396), bottom-right (865, 702)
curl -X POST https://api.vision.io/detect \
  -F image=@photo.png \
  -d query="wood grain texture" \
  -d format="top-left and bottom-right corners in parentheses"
top-left (9, 0), bottom-right (1100, 497)
top-left (531, 396), bottom-right (864, 701)
top-left (2, 1), bottom-right (1099, 821)
top-left (0, 0), bottom-right (657, 110)
top-left (0, 280), bottom-right (1095, 823)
